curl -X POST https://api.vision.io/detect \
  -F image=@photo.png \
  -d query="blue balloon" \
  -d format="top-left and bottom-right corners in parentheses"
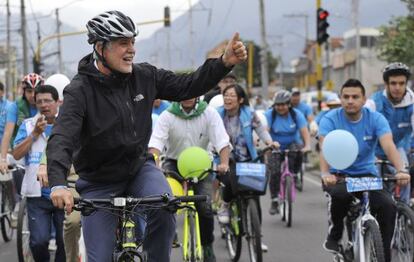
top-left (322, 129), bottom-right (359, 170)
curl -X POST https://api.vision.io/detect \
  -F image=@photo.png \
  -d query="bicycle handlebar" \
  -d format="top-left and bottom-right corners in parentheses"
top-left (73, 193), bottom-right (208, 214)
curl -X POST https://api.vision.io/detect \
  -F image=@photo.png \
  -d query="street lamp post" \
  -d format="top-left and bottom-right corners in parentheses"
top-left (55, 0), bottom-right (83, 74)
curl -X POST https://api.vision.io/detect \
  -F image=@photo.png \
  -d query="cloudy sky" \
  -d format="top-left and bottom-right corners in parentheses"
top-left (7, 0), bottom-right (199, 40)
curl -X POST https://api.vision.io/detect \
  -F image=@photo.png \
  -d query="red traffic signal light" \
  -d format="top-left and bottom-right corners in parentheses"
top-left (317, 8), bottom-right (330, 44)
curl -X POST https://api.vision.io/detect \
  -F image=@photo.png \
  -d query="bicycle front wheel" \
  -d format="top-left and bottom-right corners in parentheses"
top-left (1, 181), bottom-right (15, 242)
top-left (17, 197), bottom-right (33, 262)
top-left (246, 199), bottom-right (262, 262)
top-left (363, 219), bottom-right (385, 262)
top-left (391, 202), bottom-right (414, 262)
top-left (225, 201), bottom-right (242, 262)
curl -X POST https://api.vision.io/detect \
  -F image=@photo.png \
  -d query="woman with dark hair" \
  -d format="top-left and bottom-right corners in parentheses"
top-left (215, 84), bottom-right (277, 224)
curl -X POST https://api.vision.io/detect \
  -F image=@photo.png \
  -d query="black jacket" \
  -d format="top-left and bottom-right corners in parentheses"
top-left (47, 53), bottom-right (231, 187)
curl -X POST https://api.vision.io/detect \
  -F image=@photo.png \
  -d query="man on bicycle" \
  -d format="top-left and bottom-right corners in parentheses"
top-left (13, 85), bottom-right (65, 262)
top-left (264, 90), bottom-right (311, 215)
top-left (148, 97), bottom-right (230, 262)
top-left (46, 10), bottom-right (247, 262)
top-left (366, 62), bottom-right (413, 204)
top-left (319, 78), bottom-right (410, 262)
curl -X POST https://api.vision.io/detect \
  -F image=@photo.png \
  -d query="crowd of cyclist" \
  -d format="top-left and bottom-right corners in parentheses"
top-left (0, 9), bottom-right (414, 262)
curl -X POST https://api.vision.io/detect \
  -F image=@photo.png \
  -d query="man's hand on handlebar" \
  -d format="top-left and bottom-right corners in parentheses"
top-left (51, 188), bottom-right (74, 214)
top-left (322, 174), bottom-right (337, 187)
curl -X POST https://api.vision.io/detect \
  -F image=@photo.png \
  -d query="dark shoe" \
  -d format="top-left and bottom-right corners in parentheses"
top-left (203, 244), bottom-right (216, 262)
top-left (269, 199), bottom-right (279, 215)
top-left (172, 231), bottom-right (181, 248)
top-left (323, 239), bottom-right (340, 253)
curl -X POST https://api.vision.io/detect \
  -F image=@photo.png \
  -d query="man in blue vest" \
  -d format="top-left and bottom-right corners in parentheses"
top-left (366, 62), bottom-right (413, 203)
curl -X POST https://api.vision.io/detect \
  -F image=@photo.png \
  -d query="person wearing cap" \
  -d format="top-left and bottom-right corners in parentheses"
top-left (45, 10), bottom-right (247, 262)
top-left (264, 90), bottom-right (311, 215)
top-left (203, 72), bottom-right (237, 103)
top-left (290, 87), bottom-right (318, 136)
top-left (365, 62), bottom-right (413, 204)
top-left (315, 93), bottom-right (341, 125)
top-left (0, 73), bottom-right (42, 175)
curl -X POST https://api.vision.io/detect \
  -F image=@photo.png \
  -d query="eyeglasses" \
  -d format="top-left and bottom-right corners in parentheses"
top-left (223, 94), bottom-right (238, 98)
top-left (35, 99), bottom-right (55, 105)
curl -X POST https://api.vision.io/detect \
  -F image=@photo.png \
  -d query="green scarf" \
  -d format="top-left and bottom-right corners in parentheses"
top-left (168, 101), bottom-right (208, 119)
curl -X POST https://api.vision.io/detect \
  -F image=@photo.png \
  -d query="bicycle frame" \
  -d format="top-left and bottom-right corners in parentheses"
top-left (181, 180), bottom-right (203, 261)
top-left (279, 153), bottom-right (296, 203)
top-left (351, 191), bottom-right (378, 262)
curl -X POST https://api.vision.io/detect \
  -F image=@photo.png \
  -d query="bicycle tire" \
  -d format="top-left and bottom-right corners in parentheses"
top-left (188, 212), bottom-right (197, 262)
top-left (246, 199), bottom-right (262, 262)
top-left (17, 197), bottom-right (33, 262)
top-left (295, 163), bottom-right (304, 192)
top-left (1, 182), bottom-right (14, 242)
top-left (391, 202), bottom-right (414, 262)
top-left (284, 176), bottom-right (293, 227)
top-left (363, 219), bottom-right (385, 262)
top-left (225, 201), bottom-right (242, 262)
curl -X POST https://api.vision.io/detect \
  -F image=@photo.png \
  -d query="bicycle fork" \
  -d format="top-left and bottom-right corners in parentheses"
top-left (182, 189), bottom-right (203, 261)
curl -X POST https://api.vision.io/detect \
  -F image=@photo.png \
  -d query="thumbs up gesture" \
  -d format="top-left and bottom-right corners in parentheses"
top-left (222, 32), bottom-right (247, 68)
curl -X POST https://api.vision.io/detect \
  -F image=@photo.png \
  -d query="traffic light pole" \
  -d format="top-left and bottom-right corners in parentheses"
top-left (316, 0), bottom-right (323, 111)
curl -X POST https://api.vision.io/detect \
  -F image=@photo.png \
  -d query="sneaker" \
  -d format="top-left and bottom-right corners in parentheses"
top-left (217, 203), bottom-right (230, 224)
top-left (203, 244), bottom-right (216, 262)
top-left (269, 199), bottom-right (279, 215)
top-left (323, 239), bottom-right (340, 253)
top-left (172, 231), bottom-right (181, 248)
top-left (10, 212), bottom-right (18, 229)
top-left (261, 242), bottom-right (268, 252)
top-left (48, 238), bottom-right (57, 251)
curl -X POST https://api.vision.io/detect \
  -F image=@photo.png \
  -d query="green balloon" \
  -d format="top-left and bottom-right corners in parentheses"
top-left (177, 147), bottom-right (211, 179)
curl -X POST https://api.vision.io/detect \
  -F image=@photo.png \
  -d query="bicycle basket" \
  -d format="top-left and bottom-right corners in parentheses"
top-left (235, 163), bottom-right (267, 195)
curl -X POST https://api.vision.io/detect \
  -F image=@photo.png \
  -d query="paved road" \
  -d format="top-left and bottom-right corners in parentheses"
top-left (0, 171), bottom-right (333, 261)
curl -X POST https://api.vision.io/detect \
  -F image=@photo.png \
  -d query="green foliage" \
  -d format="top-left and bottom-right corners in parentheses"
top-left (377, 0), bottom-right (414, 67)
top-left (232, 40), bottom-right (278, 86)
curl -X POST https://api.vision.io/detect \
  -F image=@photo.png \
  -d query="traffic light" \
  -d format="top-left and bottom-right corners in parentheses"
top-left (32, 57), bottom-right (43, 74)
top-left (164, 6), bottom-right (171, 27)
top-left (317, 8), bottom-right (329, 45)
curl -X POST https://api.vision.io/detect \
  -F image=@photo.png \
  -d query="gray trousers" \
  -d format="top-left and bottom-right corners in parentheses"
top-left (76, 160), bottom-right (176, 262)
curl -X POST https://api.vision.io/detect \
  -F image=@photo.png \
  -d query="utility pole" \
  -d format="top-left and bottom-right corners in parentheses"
top-left (258, 0), bottom-right (269, 99)
top-left (56, 8), bottom-right (63, 73)
top-left (188, 0), bottom-right (195, 69)
top-left (21, 0), bottom-right (29, 74)
top-left (352, 0), bottom-right (361, 80)
top-left (283, 13), bottom-right (309, 88)
top-left (6, 0), bottom-right (11, 97)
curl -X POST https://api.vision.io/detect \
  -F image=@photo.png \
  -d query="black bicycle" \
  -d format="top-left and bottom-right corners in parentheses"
top-left (74, 193), bottom-right (208, 262)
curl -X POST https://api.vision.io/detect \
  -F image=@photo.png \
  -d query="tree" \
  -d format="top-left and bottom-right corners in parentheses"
top-left (232, 40), bottom-right (278, 87)
top-left (377, 0), bottom-right (414, 67)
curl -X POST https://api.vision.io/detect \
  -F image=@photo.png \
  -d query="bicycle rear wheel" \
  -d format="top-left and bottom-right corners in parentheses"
top-left (17, 197), bottom-right (33, 262)
top-left (1, 181), bottom-right (15, 242)
top-left (246, 199), bottom-right (262, 262)
top-left (295, 163), bottom-right (304, 192)
top-left (281, 176), bottom-right (293, 227)
top-left (363, 219), bottom-right (385, 262)
top-left (391, 202), bottom-right (414, 262)
top-left (225, 201), bottom-right (242, 261)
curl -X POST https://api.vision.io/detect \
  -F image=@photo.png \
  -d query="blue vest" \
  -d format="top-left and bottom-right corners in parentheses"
top-left (217, 106), bottom-right (258, 160)
top-left (372, 91), bottom-right (413, 155)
